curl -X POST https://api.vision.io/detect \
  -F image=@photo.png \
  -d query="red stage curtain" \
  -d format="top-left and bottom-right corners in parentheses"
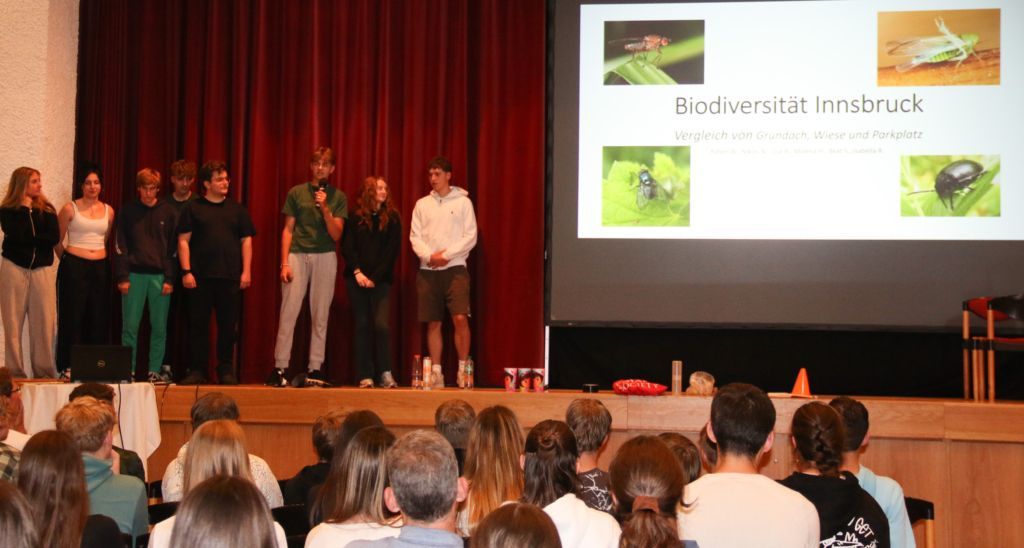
top-left (74, 0), bottom-right (545, 386)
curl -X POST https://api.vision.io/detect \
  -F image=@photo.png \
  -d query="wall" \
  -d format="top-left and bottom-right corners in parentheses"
top-left (0, 0), bottom-right (79, 370)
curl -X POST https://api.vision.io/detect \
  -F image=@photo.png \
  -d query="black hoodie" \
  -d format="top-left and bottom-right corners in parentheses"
top-left (779, 471), bottom-right (891, 548)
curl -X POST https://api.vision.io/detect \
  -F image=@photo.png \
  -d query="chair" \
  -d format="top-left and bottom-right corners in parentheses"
top-left (962, 297), bottom-right (996, 401)
top-left (904, 496), bottom-right (935, 548)
top-left (148, 500), bottom-right (180, 524)
top-left (984, 294), bottom-right (1024, 402)
top-left (272, 504), bottom-right (311, 538)
top-left (147, 479), bottom-right (163, 501)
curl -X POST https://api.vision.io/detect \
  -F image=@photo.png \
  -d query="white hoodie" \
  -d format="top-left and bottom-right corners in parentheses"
top-left (409, 186), bottom-right (477, 270)
top-left (544, 493), bottom-right (621, 548)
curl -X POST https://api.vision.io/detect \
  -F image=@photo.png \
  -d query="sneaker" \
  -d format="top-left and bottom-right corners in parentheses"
top-left (265, 368), bottom-right (288, 387)
top-left (431, 364), bottom-right (445, 388)
top-left (358, 378), bottom-right (374, 388)
top-left (293, 369), bottom-right (332, 388)
top-left (179, 370), bottom-right (208, 385)
top-left (219, 372), bottom-right (239, 385)
top-left (59, 369), bottom-right (72, 381)
top-left (379, 371), bottom-right (398, 388)
top-left (148, 368), bottom-right (172, 384)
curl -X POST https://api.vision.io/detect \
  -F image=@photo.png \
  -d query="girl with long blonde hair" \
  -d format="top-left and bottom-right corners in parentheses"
top-left (458, 405), bottom-right (525, 535)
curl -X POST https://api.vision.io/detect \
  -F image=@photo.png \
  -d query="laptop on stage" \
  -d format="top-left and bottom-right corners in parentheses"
top-left (70, 345), bottom-right (134, 383)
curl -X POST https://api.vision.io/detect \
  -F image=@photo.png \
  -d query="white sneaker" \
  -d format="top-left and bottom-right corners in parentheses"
top-left (358, 378), bottom-right (374, 388)
top-left (431, 364), bottom-right (445, 388)
top-left (380, 371), bottom-right (398, 388)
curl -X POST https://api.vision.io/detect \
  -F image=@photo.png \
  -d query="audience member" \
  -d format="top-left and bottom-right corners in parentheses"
top-left (470, 502), bottom-right (561, 548)
top-left (283, 409), bottom-right (346, 505)
top-left (434, 399), bottom-right (475, 474)
top-left (0, 368), bottom-right (27, 438)
top-left (150, 420), bottom-right (286, 547)
top-left (831, 396), bottom-right (915, 548)
top-left (54, 162), bottom-right (115, 376)
top-left (348, 430), bottom-right (467, 548)
top-left (658, 432), bottom-right (702, 484)
top-left (68, 382), bottom-right (145, 482)
top-left (459, 405), bottom-right (524, 535)
top-left (780, 402), bottom-right (890, 547)
top-left (0, 395), bottom-right (19, 481)
top-left (697, 423), bottom-right (717, 473)
top-left (677, 383), bottom-right (818, 548)
top-left (0, 481), bottom-right (39, 548)
top-left (169, 475), bottom-right (285, 548)
top-left (306, 409), bottom-right (386, 521)
top-left (0, 166), bottom-right (60, 378)
top-left (306, 426), bottom-right (401, 547)
top-left (610, 435), bottom-right (686, 548)
top-left (565, 398), bottom-right (613, 513)
top-left (520, 420), bottom-right (620, 548)
top-left (55, 396), bottom-right (147, 538)
top-left (161, 392), bottom-right (282, 506)
top-left (18, 430), bottom-right (123, 548)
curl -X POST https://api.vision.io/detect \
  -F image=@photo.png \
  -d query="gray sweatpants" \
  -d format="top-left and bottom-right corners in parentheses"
top-left (273, 252), bottom-right (337, 371)
top-left (0, 260), bottom-right (57, 378)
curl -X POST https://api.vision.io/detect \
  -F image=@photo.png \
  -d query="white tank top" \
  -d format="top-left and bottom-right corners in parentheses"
top-left (66, 201), bottom-right (110, 250)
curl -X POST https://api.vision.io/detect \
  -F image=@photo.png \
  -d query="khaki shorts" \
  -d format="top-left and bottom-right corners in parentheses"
top-left (417, 266), bottom-right (471, 321)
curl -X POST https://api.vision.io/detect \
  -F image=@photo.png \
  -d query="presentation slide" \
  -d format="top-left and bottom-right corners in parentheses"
top-left (548, 0), bottom-right (1024, 329)
top-left (577, 2), bottom-right (1019, 240)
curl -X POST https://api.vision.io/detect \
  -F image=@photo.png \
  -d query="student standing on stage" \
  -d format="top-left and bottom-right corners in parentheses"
top-left (54, 163), bottom-right (115, 377)
top-left (409, 156), bottom-right (477, 387)
top-left (268, 146), bottom-right (347, 388)
top-left (177, 161), bottom-right (255, 386)
top-left (342, 176), bottom-right (401, 388)
top-left (0, 167), bottom-right (60, 379)
top-left (114, 168), bottom-right (178, 383)
top-left (163, 159), bottom-right (197, 379)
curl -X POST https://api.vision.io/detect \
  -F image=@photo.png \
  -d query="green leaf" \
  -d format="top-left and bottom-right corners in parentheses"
top-left (602, 153), bottom-right (690, 227)
top-left (607, 59), bottom-right (677, 85)
top-left (900, 156), bottom-right (1000, 217)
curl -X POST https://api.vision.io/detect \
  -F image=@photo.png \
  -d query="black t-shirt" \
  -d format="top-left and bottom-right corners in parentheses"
top-left (779, 471), bottom-right (890, 548)
top-left (578, 468), bottom-right (614, 514)
top-left (177, 197), bottom-right (255, 279)
top-left (82, 514), bottom-right (125, 548)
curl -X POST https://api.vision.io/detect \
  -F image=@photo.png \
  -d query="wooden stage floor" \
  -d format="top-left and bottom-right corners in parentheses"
top-left (146, 385), bottom-right (1022, 547)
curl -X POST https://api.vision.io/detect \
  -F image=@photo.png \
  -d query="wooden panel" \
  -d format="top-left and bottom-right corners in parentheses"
top-left (948, 441), bottom-right (1024, 547)
top-left (944, 402), bottom-right (1024, 442)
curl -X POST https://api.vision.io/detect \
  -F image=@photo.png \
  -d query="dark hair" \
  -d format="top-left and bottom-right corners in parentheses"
top-left (198, 160), bottom-right (228, 186)
top-left (0, 482), bottom-right (38, 548)
top-left (317, 426), bottom-right (397, 525)
top-left (334, 410), bottom-right (385, 460)
top-left (698, 425), bottom-right (717, 472)
top-left (829, 396), bottom-right (869, 452)
top-left (709, 383), bottom-right (775, 458)
top-left (313, 410), bottom-right (347, 462)
top-left (471, 502), bottom-right (561, 548)
top-left (74, 162), bottom-right (103, 199)
top-left (17, 430), bottom-right (89, 548)
top-left (0, 367), bottom-right (13, 397)
top-left (611, 436), bottom-right (685, 548)
top-left (791, 402), bottom-right (845, 477)
top-left (68, 382), bottom-right (115, 404)
top-left (170, 159), bottom-right (197, 179)
top-left (428, 156), bottom-right (452, 173)
top-left (170, 476), bottom-right (277, 548)
top-left (435, 399), bottom-right (476, 450)
top-left (565, 398), bottom-right (612, 453)
top-left (521, 420), bottom-right (579, 508)
top-left (657, 432), bottom-right (702, 484)
top-left (387, 430), bottom-right (459, 523)
top-left (190, 392), bottom-right (240, 429)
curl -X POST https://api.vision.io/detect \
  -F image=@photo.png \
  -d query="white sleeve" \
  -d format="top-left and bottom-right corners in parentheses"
top-left (251, 455), bottom-right (284, 508)
top-left (409, 201), bottom-right (432, 261)
top-left (441, 199), bottom-right (478, 261)
top-left (160, 457), bottom-right (183, 502)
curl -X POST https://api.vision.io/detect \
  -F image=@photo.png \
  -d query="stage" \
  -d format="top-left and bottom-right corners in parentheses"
top-left (142, 384), bottom-right (1024, 547)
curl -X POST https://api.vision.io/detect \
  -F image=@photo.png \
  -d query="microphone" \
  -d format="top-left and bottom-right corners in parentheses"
top-left (317, 179), bottom-right (328, 193)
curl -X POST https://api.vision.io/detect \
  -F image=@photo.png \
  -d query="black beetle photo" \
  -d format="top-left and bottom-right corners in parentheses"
top-left (908, 159), bottom-right (986, 210)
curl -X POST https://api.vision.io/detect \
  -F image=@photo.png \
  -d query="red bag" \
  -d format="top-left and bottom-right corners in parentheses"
top-left (612, 379), bottom-right (668, 396)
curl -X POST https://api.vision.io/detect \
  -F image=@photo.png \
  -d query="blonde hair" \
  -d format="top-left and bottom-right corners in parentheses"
top-left (462, 406), bottom-right (525, 528)
top-left (136, 167), bottom-right (161, 189)
top-left (55, 396), bottom-right (114, 453)
top-left (320, 425), bottom-right (397, 525)
top-left (1, 167), bottom-right (54, 212)
top-left (182, 419), bottom-right (252, 495)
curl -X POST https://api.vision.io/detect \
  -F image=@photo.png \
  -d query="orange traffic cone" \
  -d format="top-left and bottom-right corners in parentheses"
top-left (790, 368), bottom-right (812, 398)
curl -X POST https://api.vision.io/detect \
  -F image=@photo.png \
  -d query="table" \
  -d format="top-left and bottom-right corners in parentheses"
top-left (21, 381), bottom-right (162, 478)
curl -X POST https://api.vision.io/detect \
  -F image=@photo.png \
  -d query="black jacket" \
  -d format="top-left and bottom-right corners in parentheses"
top-left (114, 199), bottom-right (178, 283)
top-left (0, 206), bottom-right (59, 269)
top-left (341, 210), bottom-right (401, 283)
top-left (779, 471), bottom-right (891, 547)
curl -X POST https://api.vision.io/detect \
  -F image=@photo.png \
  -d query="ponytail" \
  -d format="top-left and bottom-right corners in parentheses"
top-left (619, 509), bottom-right (683, 548)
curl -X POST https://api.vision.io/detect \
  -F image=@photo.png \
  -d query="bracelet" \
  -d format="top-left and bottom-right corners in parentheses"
top-left (182, 269), bottom-right (192, 275)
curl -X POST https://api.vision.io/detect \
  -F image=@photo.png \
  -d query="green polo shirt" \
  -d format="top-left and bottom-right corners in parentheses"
top-left (282, 182), bottom-right (348, 253)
